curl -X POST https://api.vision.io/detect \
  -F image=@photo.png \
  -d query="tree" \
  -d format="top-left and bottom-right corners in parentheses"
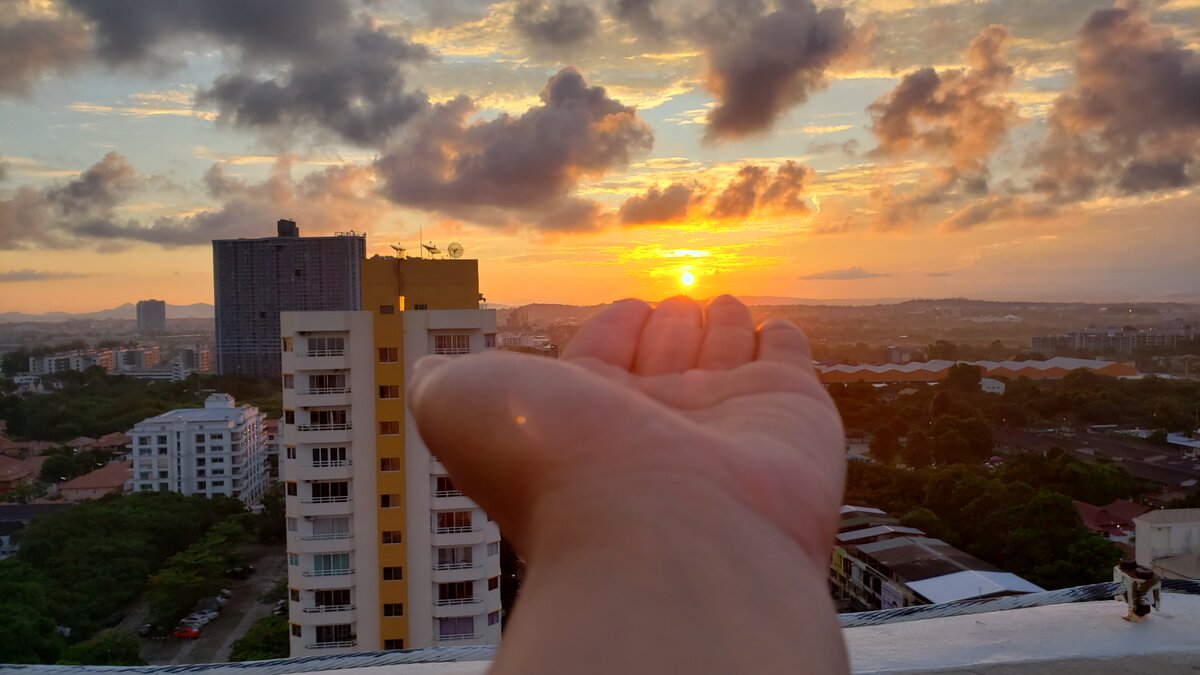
top-left (58, 630), bottom-right (145, 666)
top-left (932, 431), bottom-right (971, 465)
top-left (229, 616), bottom-right (289, 662)
top-left (869, 426), bottom-right (901, 465)
top-left (902, 430), bottom-right (934, 468)
top-left (899, 507), bottom-right (945, 539)
top-left (942, 363), bottom-right (982, 392)
top-left (39, 453), bottom-right (77, 483)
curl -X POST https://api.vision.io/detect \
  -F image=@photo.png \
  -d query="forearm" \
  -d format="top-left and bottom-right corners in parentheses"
top-left (491, 476), bottom-right (849, 675)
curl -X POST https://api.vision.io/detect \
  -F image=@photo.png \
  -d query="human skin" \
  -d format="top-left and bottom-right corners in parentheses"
top-left (410, 295), bottom-right (849, 674)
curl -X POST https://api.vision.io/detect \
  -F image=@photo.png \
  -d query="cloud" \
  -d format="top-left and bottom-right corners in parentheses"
top-left (0, 269), bottom-right (91, 282)
top-left (512, 1), bottom-right (598, 49)
top-left (0, 4), bottom-right (91, 96)
top-left (376, 67), bottom-right (653, 232)
top-left (936, 195), bottom-right (1056, 232)
top-left (869, 25), bottom-right (1016, 173)
top-left (619, 183), bottom-right (695, 224)
top-left (798, 266), bottom-right (888, 280)
top-left (609, 0), bottom-right (666, 38)
top-left (700, 0), bottom-right (858, 140)
top-left (1035, 3), bottom-right (1200, 200)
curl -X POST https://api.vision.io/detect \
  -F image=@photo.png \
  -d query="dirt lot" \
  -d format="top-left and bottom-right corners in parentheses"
top-left (123, 546), bottom-right (285, 665)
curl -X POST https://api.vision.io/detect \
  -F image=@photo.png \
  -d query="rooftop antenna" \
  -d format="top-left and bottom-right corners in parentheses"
top-left (422, 242), bottom-right (441, 256)
top-left (447, 242), bottom-right (464, 259)
top-left (389, 243), bottom-right (406, 257)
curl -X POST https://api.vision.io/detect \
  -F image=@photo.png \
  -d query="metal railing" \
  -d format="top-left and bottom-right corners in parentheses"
top-left (436, 632), bottom-right (482, 641)
top-left (301, 495), bottom-right (351, 504)
top-left (303, 349), bottom-right (345, 358)
top-left (432, 525), bottom-right (480, 534)
top-left (433, 561), bottom-right (480, 571)
top-left (433, 489), bottom-right (464, 498)
top-left (304, 386), bottom-right (351, 395)
top-left (296, 423), bottom-right (352, 432)
top-left (302, 604), bottom-right (354, 614)
top-left (300, 532), bottom-right (352, 541)
top-left (309, 458), bottom-right (352, 468)
top-left (301, 568), bottom-right (354, 577)
top-left (304, 639), bottom-right (356, 649)
top-left (434, 597), bottom-right (483, 606)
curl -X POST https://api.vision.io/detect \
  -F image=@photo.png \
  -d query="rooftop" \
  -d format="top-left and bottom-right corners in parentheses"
top-left (857, 536), bottom-right (999, 581)
top-left (906, 569), bottom-right (1045, 604)
top-left (58, 461), bottom-right (130, 491)
top-left (1135, 508), bottom-right (1200, 526)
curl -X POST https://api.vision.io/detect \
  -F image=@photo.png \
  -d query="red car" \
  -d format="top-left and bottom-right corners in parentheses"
top-left (173, 626), bottom-right (201, 640)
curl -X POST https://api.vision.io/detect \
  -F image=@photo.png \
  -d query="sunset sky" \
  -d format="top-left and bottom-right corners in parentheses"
top-left (1, 0), bottom-right (1198, 312)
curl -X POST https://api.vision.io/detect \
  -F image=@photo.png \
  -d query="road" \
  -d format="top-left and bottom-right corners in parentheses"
top-left (135, 547), bottom-right (285, 665)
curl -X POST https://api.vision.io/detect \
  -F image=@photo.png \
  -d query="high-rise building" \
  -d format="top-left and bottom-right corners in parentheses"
top-left (127, 393), bottom-right (268, 505)
top-left (136, 299), bottom-right (167, 334)
top-left (213, 220), bottom-right (366, 377)
top-left (280, 256), bottom-right (501, 655)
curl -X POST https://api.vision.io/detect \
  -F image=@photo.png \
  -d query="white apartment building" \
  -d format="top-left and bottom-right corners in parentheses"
top-left (280, 256), bottom-right (502, 655)
top-left (127, 393), bottom-right (269, 505)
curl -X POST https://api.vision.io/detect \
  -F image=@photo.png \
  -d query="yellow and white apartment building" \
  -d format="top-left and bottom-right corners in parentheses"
top-left (281, 257), bottom-right (502, 654)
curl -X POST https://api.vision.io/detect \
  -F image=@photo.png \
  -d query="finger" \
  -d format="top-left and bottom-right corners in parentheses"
top-left (755, 318), bottom-right (814, 369)
top-left (697, 295), bottom-right (756, 370)
top-left (633, 296), bottom-right (704, 376)
top-left (562, 298), bottom-right (653, 370)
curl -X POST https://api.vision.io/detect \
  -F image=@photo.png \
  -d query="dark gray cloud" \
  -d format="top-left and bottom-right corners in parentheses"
top-left (710, 161), bottom-right (810, 219)
top-left (1036, 4), bottom-right (1200, 200)
top-left (0, 5), bottom-right (91, 96)
top-left (610, 0), bottom-right (666, 38)
top-left (700, 0), bottom-right (857, 140)
top-left (0, 160), bottom-right (7, 182)
top-left (798, 266), bottom-right (887, 280)
top-left (198, 24), bottom-right (433, 147)
top-left (64, 0), bottom-right (349, 65)
top-left (619, 183), bottom-right (695, 224)
top-left (376, 67), bottom-right (653, 231)
top-left (512, 1), bottom-right (598, 48)
top-left (0, 269), bottom-right (91, 282)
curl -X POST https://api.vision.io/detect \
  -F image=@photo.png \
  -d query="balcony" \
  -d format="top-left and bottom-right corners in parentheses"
top-left (434, 633), bottom-right (482, 643)
top-left (297, 533), bottom-right (355, 553)
top-left (300, 495), bottom-right (351, 505)
top-left (297, 387), bottom-right (352, 407)
top-left (304, 640), bottom-right (356, 650)
top-left (293, 351), bottom-right (349, 372)
top-left (301, 568), bottom-right (354, 577)
top-left (435, 597), bottom-right (483, 607)
top-left (296, 423), bottom-right (352, 433)
top-left (431, 525), bottom-right (486, 547)
top-left (292, 423), bottom-right (353, 444)
top-left (432, 492), bottom-right (475, 510)
top-left (294, 459), bottom-right (354, 481)
top-left (302, 603), bottom-right (355, 614)
top-left (433, 561), bottom-right (484, 583)
top-left (295, 498), bottom-right (354, 517)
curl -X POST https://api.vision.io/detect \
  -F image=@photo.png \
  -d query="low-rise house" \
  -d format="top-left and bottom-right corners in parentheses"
top-left (0, 456), bottom-right (35, 491)
top-left (1135, 508), bottom-right (1200, 579)
top-left (1073, 499), bottom-right (1151, 544)
top-left (57, 460), bottom-right (130, 502)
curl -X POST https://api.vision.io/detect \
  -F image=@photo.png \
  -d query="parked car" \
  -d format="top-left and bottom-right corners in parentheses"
top-left (173, 626), bottom-right (201, 640)
top-left (200, 610), bottom-right (219, 621)
top-left (218, 588), bottom-right (233, 599)
top-left (184, 614), bottom-right (210, 627)
top-left (273, 600), bottom-right (287, 616)
top-left (138, 623), bottom-right (153, 637)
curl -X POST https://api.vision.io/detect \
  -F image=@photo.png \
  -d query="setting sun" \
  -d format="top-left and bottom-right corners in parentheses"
top-left (680, 271), bottom-right (696, 287)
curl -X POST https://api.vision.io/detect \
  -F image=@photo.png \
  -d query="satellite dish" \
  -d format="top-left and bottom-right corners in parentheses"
top-left (448, 242), bottom-right (464, 259)
top-left (389, 244), bottom-right (406, 256)
top-left (421, 243), bottom-right (441, 255)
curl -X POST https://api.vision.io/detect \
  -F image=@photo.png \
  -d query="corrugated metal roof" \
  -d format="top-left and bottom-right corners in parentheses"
top-left (907, 570), bottom-right (1045, 604)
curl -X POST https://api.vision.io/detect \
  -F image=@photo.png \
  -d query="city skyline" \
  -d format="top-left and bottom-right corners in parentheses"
top-left (2, 0), bottom-right (1199, 313)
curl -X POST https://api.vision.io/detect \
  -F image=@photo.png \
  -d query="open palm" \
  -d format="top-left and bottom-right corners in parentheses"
top-left (410, 295), bottom-right (846, 565)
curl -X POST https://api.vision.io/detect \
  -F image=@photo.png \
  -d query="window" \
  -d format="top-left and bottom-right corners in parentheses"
top-left (484, 333), bottom-right (496, 348)
top-left (196, 458), bottom-right (206, 466)
top-left (384, 639), bottom-right (404, 650)
top-left (380, 304), bottom-right (395, 314)
top-left (156, 435), bottom-right (167, 444)
top-left (195, 434), bottom-right (205, 443)
top-left (139, 471), bottom-right (150, 480)
top-left (434, 334), bottom-right (471, 355)
top-left (212, 480), bottom-right (225, 487)
top-left (315, 589), bottom-right (350, 608)
top-left (284, 410), bottom-right (295, 424)
top-left (291, 623), bottom-right (302, 638)
top-left (488, 576), bottom-right (499, 591)
top-left (438, 617), bottom-right (474, 639)
top-left (383, 566), bottom-right (403, 580)
top-left (197, 481), bottom-right (206, 490)
top-left (138, 436), bottom-right (149, 446)
top-left (436, 511), bottom-right (472, 531)
top-left (379, 421), bottom-right (400, 435)
top-left (488, 611), bottom-right (500, 626)
top-left (315, 624), bottom-right (353, 644)
top-left (382, 531), bottom-right (402, 544)
top-left (311, 446), bottom-right (348, 466)
top-left (311, 517), bottom-right (350, 539)
top-left (311, 481), bottom-right (349, 502)
top-left (286, 482), bottom-right (297, 496)
top-left (487, 542), bottom-right (499, 556)
top-left (307, 336), bottom-right (345, 356)
top-left (378, 347), bottom-right (398, 363)
top-left (438, 582), bottom-right (474, 602)
top-left (379, 384), bottom-right (400, 399)
top-left (309, 409), bottom-right (348, 427)
top-left (413, 303), bottom-right (428, 310)
top-left (435, 476), bottom-right (459, 496)
top-left (283, 374), bottom-right (294, 389)
top-left (381, 494), bottom-right (401, 508)
top-left (286, 446), bottom-right (296, 460)
top-left (383, 603), bottom-right (403, 617)
top-left (282, 337), bottom-right (293, 352)
top-left (308, 373), bottom-right (346, 392)
top-left (286, 518), bottom-right (297, 532)
top-left (158, 470), bottom-right (168, 479)
top-left (211, 456), bottom-right (225, 464)
top-left (313, 553), bottom-right (350, 575)
top-left (158, 483), bottom-right (169, 491)
top-left (289, 588), bottom-right (300, 602)
top-left (438, 547), bottom-right (473, 567)
top-left (288, 553), bottom-right (299, 566)
top-left (380, 458), bottom-right (401, 471)
top-left (212, 469), bottom-right (225, 476)
top-left (158, 447), bottom-right (168, 455)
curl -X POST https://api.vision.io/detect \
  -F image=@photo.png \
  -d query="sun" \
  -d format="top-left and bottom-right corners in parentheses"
top-left (680, 270), bottom-right (696, 287)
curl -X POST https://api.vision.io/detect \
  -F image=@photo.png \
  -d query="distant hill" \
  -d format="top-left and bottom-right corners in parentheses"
top-left (0, 303), bottom-right (215, 323)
